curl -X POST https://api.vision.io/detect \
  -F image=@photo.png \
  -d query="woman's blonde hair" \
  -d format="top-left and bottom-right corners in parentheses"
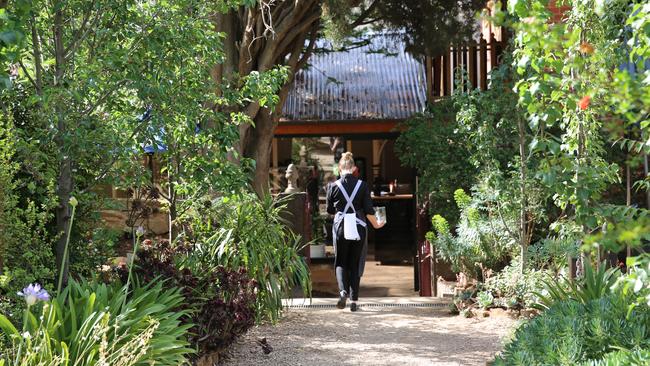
top-left (339, 152), bottom-right (355, 175)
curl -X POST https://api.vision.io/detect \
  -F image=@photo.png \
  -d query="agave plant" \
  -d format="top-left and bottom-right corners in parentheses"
top-left (533, 261), bottom-right (620, 311)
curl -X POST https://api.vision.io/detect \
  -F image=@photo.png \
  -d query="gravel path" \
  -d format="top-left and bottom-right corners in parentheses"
top-left (222, 306), bottom-right (517, 366)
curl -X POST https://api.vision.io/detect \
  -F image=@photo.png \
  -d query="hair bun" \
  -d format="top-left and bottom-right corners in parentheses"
top-left (338, 151), bottom-right (356, 173)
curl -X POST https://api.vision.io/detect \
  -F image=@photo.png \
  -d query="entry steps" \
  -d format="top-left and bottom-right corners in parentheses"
top-left (283, 297), bottom-right (451, 309)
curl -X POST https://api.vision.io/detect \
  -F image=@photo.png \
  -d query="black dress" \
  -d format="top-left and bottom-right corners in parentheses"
top-left (326, 174), bottom-right (375, 300)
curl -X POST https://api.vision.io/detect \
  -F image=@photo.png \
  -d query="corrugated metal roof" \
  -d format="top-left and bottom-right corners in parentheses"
top-left (281, 34), bottom-right (427, 121)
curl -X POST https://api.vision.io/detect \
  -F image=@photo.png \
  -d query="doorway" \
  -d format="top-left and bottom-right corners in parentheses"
top-left (274, 135), bottom-right (419, 297)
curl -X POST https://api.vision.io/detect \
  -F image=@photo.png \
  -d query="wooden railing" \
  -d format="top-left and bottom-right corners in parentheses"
top-left (425, 33), bottom-right (505, 100)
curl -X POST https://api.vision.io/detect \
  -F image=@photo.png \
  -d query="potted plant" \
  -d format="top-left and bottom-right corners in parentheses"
top-left (309, 214), bottom-right (327, 258)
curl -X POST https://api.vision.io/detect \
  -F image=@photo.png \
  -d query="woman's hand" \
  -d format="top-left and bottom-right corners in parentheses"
top-left (366, 214), bottom-right (386, 229)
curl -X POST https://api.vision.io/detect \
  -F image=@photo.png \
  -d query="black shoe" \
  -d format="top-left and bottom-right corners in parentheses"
top-left (350, 302), bottom-right (358, 312)
top-left (336, 296), bottom-right (347, 309)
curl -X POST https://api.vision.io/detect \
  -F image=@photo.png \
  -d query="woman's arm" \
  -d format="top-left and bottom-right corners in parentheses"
top-left (362, 182), bottom-right (383, 228)
top-left (366, 214), bottom-right (385, 229)
top-left (326, 183), bottom-right (336, 215)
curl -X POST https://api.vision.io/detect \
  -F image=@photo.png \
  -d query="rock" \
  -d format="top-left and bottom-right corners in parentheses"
top-left (196, 352), bottom-right (219, 366)
top-left (520, 309), bottom-right (536, 318)
top-left (489, 308), bottom-right (508, 318)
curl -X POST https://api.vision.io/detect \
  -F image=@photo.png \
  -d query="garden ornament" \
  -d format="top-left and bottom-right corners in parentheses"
top-left (285, 164), bottom-right (300, 193)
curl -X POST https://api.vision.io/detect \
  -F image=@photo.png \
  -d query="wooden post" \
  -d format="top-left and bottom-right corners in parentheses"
top-left (449, 46), bottom-right (458, 95)
top-left (442, 52), bottom-right (451, 96)
top-left (489, 33), bottom-right (497, 72)
top-left (425, 56), bottom-right (434, 102)
top-left (568, 255), bottom-right (577, 281)
top-left (457, 45), bottom-right (463, 90)
top-left (480, 36), bottom-right (488, 90)
top-left (372, 139), bottom-right (382, 179)
top-left (433, 57), bottom-right (441, 98)
top-left (469, 42), bottom-right (477, 89)
top-left (461, 45), bottom-right (468, 92)
top-left (416, 177), bottom-right (433, 297)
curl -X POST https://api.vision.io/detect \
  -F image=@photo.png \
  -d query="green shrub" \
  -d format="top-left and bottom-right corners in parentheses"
top-left (476, 291), bottom-right (494, 309)
top-left (182, 193), bottom-right (311, 323)
top-left (581, 348), bottom-right (650, 366)
top-left (69, 224), bottom-right (120, 279)
top-left (395, 98), bottom-right (474, 222)
top-left (428, 188), bottom-right (516, 279)
top-left (484, 258), bottom-right (551, 308)
top-left (494, 294), bottom-right (650, 365)
top-left (0, 119), bottom-right (58, 321)
top-left (0, 120), bottom-right (116, 320)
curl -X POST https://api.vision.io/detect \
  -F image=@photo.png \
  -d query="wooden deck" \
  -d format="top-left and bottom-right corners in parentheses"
top-left (309, 259), bottom-right (418, 298)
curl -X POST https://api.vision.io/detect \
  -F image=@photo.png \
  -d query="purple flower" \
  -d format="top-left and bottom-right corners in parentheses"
top-left (17, 284), bottom-right (50, 306)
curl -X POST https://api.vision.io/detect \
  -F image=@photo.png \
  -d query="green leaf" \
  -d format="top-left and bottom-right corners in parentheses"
top-left (508, 0), bottom-right (529, 18)
top-left (626, 256), bottom-right (638, 268)
top-left (0, 30), bottom-right (22, 45)
top-left (0, 313), bottom-right (19, 336)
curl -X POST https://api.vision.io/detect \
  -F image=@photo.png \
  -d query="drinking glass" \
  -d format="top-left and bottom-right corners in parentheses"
top-left (374, 206), bottom-right (386, 225)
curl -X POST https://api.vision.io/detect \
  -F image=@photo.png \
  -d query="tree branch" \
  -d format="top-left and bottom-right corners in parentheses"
top-left (65, 7), bottom-right (104, 62)
top-left (29, 14), bottom-right (43, 94)
top-left (66, 0), bottom-right (96, 54)
top-left (274, 10), bottom-right (320, 62)
top-left (350, 0), bottom-right (379, 28)
top-left (238, 6), bottom-right (258, 73)
top-left (80, 117), bottom-right (150, 194)
top-left (496, 201), bottom-right (519, 241)
top-left (297, 25), bottom-right (319, 71)
top-left (82, 79), bottom-right (131, 116)
top-left (18, 61), bottom-right (38, 91)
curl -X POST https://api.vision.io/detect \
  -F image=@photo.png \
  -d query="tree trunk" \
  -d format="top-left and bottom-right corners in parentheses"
top-left (247, 109), bottom-right (275, 196)
top-left (212, 2), bottom-right (320, 197)
top-left (55, 158), bottom-right (72, 284)
top-left (517, 116), bottom-right (528, 274)
top-left (167, 163), bottom-right (179, 243)
top-left (643, 154), bottom-right (650, 210)
top-left (54, 3), bottom-right (72, 286)
top-left (168, 202), bottom-right (178, 243)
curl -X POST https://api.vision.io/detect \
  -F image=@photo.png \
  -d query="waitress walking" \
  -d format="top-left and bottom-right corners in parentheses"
top-left (327, 152), bottom-right (385, 311)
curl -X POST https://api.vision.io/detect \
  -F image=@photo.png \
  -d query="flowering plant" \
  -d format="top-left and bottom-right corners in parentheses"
top-left (17, 283), bottom-right (49, 307)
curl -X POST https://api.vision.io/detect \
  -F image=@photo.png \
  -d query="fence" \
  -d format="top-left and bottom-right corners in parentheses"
top-left (425, 33), bottom-right (505, 100)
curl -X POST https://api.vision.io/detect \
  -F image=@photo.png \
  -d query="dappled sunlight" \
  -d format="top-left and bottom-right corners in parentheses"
top-left (224, 308), bottom-right (515, 365)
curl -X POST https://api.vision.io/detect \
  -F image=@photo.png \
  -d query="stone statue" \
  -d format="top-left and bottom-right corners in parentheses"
top-left (284, 164), bottom-right (300, 193)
